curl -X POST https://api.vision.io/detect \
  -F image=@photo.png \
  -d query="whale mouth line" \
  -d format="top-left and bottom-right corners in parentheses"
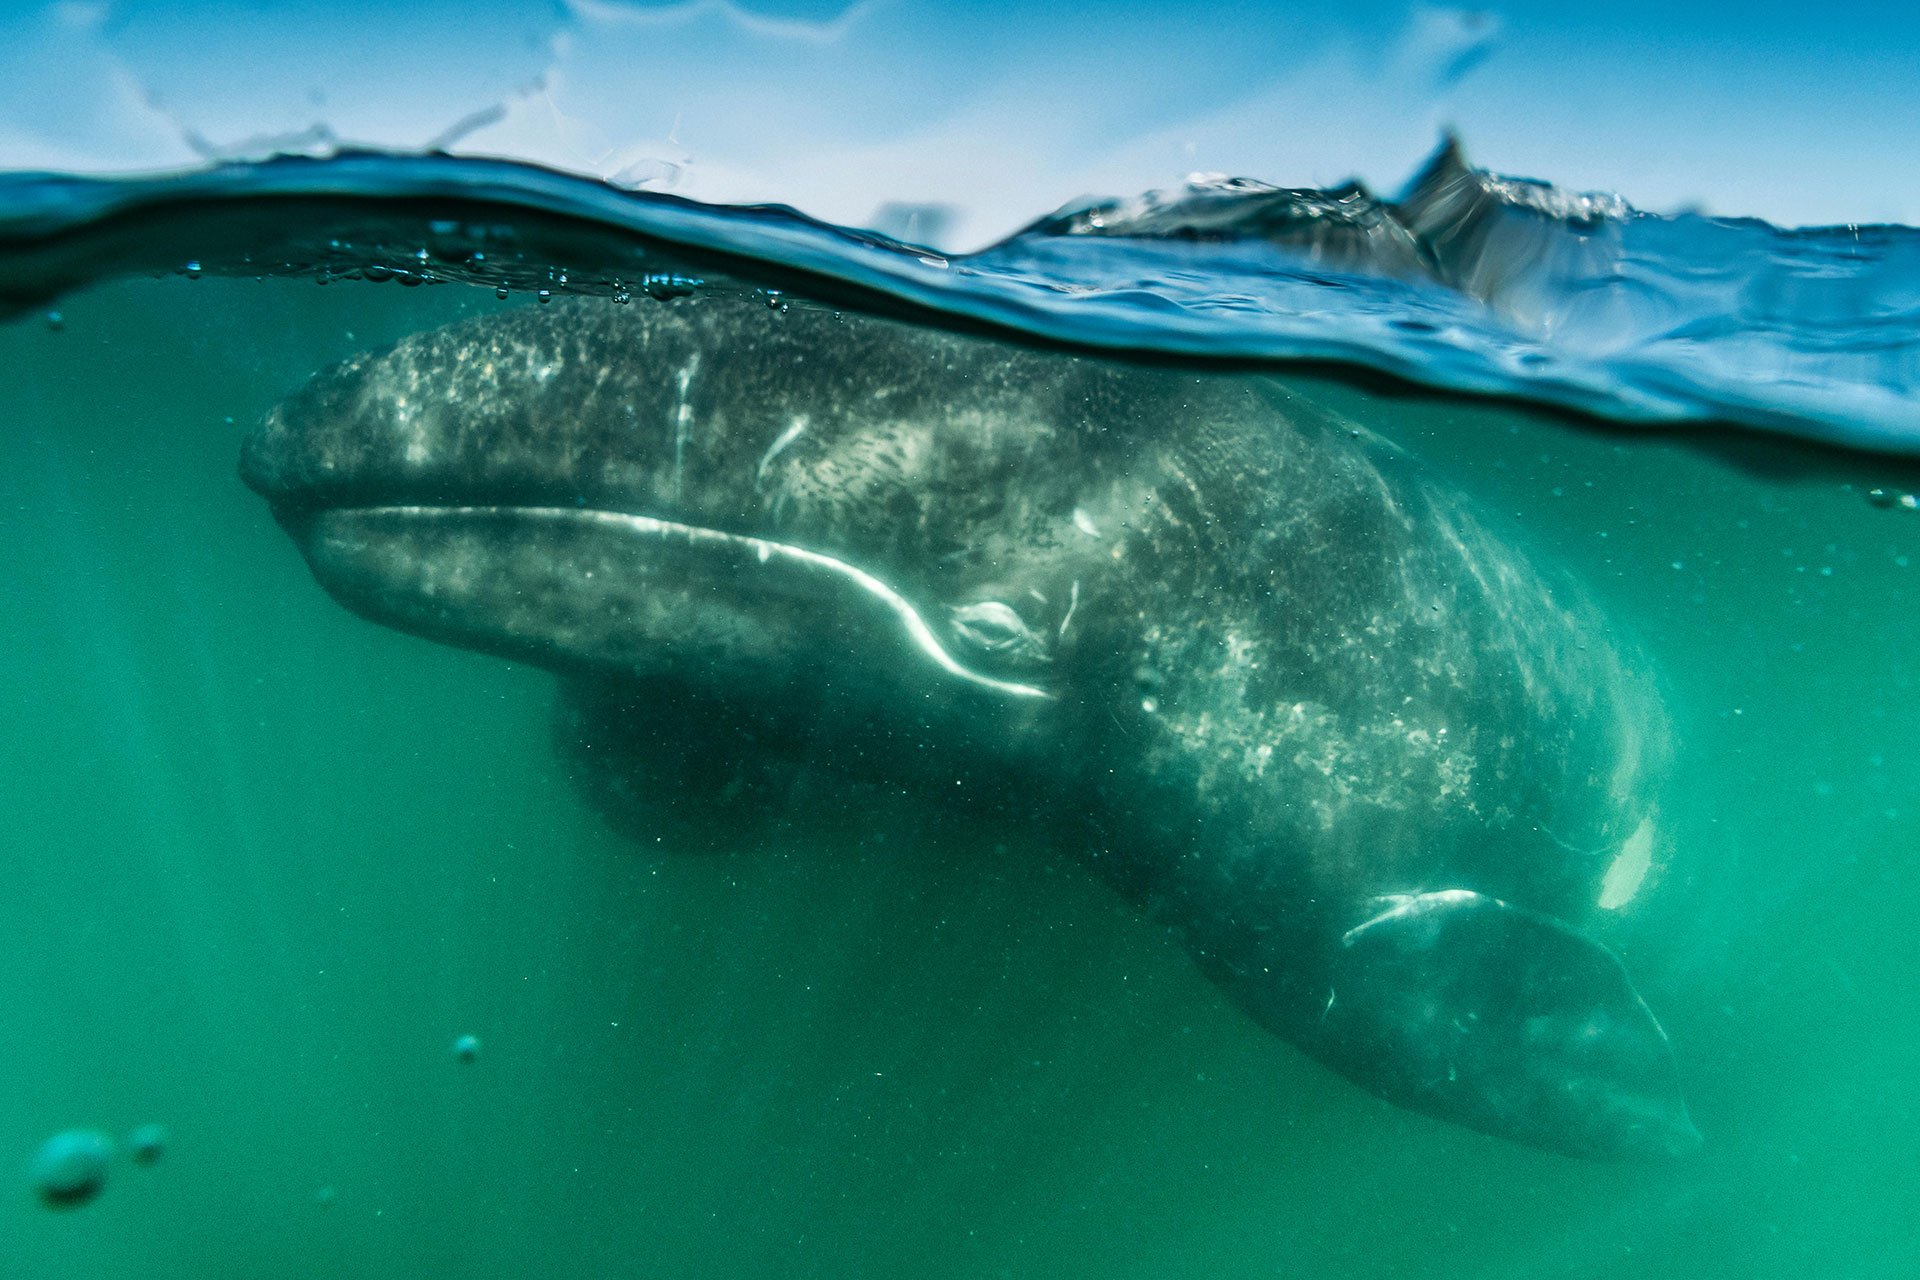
top-left (341, 503), bottom-right (1055, 701)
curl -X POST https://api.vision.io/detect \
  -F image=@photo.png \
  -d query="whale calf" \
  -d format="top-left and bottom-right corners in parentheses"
top-left (242, 298), bottom-right (1697, 1159)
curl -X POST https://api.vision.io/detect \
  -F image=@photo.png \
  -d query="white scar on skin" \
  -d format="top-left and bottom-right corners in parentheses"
top-left (1597, 817), bottom-right (1656, 910)
top-left (671, 355), bottom-right (699, 501)
top-left (756, 416), bottom-right (809, 485)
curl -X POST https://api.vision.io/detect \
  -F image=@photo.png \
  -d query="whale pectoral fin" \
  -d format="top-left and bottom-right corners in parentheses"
top-left (1319, 889), bottom-right (1699, 1160)
top-left (553, 676), bottom-right (828, 852)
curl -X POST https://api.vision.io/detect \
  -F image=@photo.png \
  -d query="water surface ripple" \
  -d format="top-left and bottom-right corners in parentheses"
top-left (4, 142), bottom-right (1917, 453)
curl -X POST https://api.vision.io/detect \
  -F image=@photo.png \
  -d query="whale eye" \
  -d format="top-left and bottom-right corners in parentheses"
top-left (948, 601), bottom-right (1050, 666)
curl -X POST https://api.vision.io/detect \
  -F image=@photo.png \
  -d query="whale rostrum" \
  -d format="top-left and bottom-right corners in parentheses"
top-left (242, 298), bottom-right (1698, 1160)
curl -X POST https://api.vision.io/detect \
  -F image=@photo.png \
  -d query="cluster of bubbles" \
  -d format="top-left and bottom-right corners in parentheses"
top-left (169, 234), bottom-right (706, 311)
top-left (29, 1123), bottom-right (166, 1211)
top-left (30, 1036), bottom-right (479, 1213)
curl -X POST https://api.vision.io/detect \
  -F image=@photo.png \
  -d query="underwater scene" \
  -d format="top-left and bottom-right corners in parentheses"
top-left (4, 8), bottom-right (1920, 1274)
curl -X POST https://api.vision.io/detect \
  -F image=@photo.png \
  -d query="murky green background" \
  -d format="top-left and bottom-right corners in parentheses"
top-left (1, 277), bottom-right (1915, 1278)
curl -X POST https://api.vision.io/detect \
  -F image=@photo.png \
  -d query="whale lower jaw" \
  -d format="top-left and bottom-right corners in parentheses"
top-left (292, 504), bottom-right (1051, 705)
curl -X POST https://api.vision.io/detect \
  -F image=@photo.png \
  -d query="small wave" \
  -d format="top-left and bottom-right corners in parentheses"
top-left (2, 141), bottom-right (1918, 454)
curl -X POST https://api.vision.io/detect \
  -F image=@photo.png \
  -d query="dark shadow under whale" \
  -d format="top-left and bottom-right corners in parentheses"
top-left (242, 297), bottom-right (1698, 1160)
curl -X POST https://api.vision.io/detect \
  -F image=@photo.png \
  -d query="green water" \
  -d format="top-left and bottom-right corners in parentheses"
top-left (2, 276), bottom-right (1916, 1278)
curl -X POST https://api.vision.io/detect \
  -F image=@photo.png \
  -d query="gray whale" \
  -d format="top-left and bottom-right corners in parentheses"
top-left (242, 299), bottom-right (1697, 1159)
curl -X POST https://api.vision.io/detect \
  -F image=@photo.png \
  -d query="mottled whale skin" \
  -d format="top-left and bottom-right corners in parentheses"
top-left (243, 298), bottom-right (1696, 1159)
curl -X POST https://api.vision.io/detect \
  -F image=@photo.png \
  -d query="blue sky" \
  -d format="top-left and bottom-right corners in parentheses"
top-left (4, 0), bottom-right (1920, 247)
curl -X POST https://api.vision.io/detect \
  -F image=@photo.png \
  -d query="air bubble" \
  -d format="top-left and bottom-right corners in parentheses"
top-left (126, 1124), bottom-right (167, 1167)
top-left (642, 274), bottom-right (698, 301)
top-left (495, 285), bottom-right (510, 300)
top-left (537, 289), bottom-right (551, 304)
top-left (44, 310), bottom-right (62, 330)
top-left (183, 260), bottom-right (202, 279)
top-left (30, 1130), bottom-right (112, 1210)
top-left (453, 1034), bottom-right (482, 1063)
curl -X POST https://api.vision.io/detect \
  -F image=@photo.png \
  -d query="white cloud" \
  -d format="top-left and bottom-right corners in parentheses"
top-left (0, 6), bottom-right (196, 172)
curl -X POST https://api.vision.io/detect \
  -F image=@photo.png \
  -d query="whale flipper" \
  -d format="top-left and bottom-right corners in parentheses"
top-left (1320, 890), bottom-right (1699, 1159)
